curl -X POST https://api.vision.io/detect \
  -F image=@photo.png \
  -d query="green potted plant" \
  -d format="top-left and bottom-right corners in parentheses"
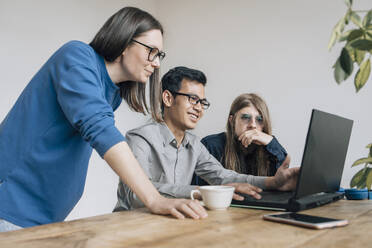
top-left (328, 0), bottom-right (372, 192)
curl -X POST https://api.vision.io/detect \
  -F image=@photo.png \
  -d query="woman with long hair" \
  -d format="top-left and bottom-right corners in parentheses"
top-left (0, 7), bottom-right (206, 232)
top-left (197, 93), bottom-right (287, 185)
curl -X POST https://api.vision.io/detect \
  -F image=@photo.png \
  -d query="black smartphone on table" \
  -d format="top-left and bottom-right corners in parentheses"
top-left (263, 212), bottom-right (348, 229)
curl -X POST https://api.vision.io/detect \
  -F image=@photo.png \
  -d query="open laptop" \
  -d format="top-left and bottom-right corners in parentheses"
top-left (231, 109), bottom-right (353, 212)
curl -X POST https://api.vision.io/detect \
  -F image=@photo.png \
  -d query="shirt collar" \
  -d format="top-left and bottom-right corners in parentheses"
top-left (159, 122), bottom-right (191, 148)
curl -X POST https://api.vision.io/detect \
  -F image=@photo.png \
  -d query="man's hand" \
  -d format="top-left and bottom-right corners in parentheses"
top-left (148, 195), bottom-right (208, 220)
top-left (224, 182), bottom-right (262, 200)
top-left (238, 129), bottom-right (273, 148)
top-left (265, 155), bottom-right (300, 191)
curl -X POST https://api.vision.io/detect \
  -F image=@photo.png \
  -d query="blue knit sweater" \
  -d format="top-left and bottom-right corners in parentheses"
top-left (0, 41), bottom-right (125, 227)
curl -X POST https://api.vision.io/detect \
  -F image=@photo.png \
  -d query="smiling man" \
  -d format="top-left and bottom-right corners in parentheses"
top-left (114, 66), bottom-right (298, 211)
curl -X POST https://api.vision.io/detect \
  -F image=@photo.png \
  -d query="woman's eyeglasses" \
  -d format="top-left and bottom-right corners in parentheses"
top-left (131, 39), bottom-right (166, 62)
top-left (169, 91), bottom-right (210, 110)
top-left (240, 113), bottom-right (263, 124)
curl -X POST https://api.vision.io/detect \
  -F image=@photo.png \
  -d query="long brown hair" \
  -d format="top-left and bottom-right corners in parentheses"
top-left (224, 93), bottom-right (273, 176)
top-left (90, 7), bottom-right (163, 121)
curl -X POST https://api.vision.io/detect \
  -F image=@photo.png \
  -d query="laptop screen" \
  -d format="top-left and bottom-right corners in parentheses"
top-left (294, 109), bottom-right (353, 199)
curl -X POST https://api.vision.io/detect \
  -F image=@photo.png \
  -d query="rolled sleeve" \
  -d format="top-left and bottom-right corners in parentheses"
top-left (54, 61), bottom-right (125, 158)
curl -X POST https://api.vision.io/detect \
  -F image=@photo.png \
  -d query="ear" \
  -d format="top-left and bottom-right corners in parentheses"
top-left (162, 90), bottom-right (173, 108)
top-left (114, 53), bottom-right (124, 63)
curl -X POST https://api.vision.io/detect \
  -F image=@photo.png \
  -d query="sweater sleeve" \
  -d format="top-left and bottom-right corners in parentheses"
top-left (265, 136), bottom-right (287, 169)
top-left (52, 43), bottom-right (125, 157)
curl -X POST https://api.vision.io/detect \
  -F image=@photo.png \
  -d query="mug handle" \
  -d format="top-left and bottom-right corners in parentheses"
top-left (190, 189), bottom-right (201, 200)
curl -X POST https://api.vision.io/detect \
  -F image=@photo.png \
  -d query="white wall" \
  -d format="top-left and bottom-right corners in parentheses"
top-left (157, 0), bottom-right (372, 189)
top-left (1, 0), bottom-right (371, 221)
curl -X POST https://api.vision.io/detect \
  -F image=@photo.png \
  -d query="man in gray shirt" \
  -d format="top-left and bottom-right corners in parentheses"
top-left (114, 67), bottom-right (298, 211)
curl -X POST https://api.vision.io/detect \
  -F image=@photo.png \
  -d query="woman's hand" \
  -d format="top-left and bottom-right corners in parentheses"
top-left (238, 129), bottom-right (273, 148)
top-left (147, 196), bottom-right (208, 220)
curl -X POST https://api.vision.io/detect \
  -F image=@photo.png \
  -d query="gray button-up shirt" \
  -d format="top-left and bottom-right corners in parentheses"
top-left (114, 122), bottom-right (267, 211)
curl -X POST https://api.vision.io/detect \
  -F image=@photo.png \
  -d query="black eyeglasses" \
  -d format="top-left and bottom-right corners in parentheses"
top-left (131, 39), bottom-right (166, 62)
top-left (169, 91), bottom-right (210, 110)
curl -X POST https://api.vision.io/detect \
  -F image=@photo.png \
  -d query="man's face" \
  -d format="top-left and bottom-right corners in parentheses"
top-left (165, 79), bottom-right (206, 131)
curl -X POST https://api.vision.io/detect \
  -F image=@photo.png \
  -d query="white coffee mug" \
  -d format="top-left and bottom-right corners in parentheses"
top-left (190, 185), bottom-right (235, 210)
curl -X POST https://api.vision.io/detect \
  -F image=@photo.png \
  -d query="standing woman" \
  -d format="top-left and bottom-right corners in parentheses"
top-left (196, 93), bottom-right (288, 185)
top-left (0, 7), bottom-right (206, 232)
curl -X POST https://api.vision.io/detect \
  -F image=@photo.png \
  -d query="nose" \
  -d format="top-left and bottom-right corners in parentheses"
top-left (151, 56), bottom-right (160, 68)
top-left (247, 118), bottom-right (257, 129)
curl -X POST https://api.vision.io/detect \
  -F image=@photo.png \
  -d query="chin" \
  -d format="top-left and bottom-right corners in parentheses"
top-left (138, 77), bottom-right (148, 83)
top-left (186, 122), bottom-right (198, 130)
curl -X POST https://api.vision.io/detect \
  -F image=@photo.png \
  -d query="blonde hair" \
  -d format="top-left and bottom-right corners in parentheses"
top-left (224, 93), bottom-right (272, 176)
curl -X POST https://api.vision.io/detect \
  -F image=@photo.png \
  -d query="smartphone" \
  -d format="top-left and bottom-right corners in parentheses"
top-left (263, 212), bottom-right (348, 229)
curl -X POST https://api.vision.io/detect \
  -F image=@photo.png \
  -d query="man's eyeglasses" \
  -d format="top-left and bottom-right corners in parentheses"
top-left (131, 39), bottom-right (166, 62)
top-left (169, 91), bottom-right (210, 110)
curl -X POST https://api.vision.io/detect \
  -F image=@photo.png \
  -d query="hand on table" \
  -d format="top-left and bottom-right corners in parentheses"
top-left (148, 196), bottom-right (208, 220)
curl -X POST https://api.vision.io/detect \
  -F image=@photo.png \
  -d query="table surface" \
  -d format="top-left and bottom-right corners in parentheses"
top-left (0, 200), bottom-right (371, 248)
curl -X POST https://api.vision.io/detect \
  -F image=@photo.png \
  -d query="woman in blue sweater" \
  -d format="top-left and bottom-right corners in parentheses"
top-left (0, 7), bottom-right (206, 232)
top-left (196, 93), bottom-right (288, 185)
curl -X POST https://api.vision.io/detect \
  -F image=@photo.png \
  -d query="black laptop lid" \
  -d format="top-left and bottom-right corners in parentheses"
top-left (294, 109), bottom-right (353, 199)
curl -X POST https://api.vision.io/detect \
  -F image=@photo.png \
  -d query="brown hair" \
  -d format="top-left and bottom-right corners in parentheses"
top-left (90, 7), bottom-right (163, 121)
top-left (224, 93), bottom-right (272, 176)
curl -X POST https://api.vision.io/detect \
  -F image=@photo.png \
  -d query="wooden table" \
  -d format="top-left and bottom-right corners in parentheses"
top-left (0, 200), bottom-right (371, 248)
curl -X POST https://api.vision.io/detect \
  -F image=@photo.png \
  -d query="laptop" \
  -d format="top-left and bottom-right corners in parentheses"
top-left (231, 109), bottom-right (353, 212)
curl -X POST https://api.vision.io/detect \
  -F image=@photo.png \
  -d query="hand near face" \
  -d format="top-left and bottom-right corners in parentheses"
top-left (238, 129), bottom-right (273, 148)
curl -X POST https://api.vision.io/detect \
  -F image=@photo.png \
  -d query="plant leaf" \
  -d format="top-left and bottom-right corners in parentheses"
top-left (339, 30), bottom-right (353, 42)
top-left (350, 167), bottom-right (366, 188)
top-left (362, 9), bottom-right (372, 27)
top-left (355, 49), bottom-right (366, 65)
top-left (328, 30), bottom-right (338, 51)
top-left (352, 157), bottom-right (372, 167)
top-left (367, 32), bottom-right (372, 39)
top-left (334, 58), bottom-right (349, 84)
top-left (340, 48), bottom-right (354, 74)
top-left (328, 17), bottom-right (347, 50)
top-left (366, 169), bottom-right (372, 190)
top-left (350, 39), bottom-right (372, 51)
top-left (367, 143), bottom-right (372, 157)
top-left (346, 46), bottom-right (356, 62)
top-left (357, 168), bottom-right (369, 189)
top-left (347, 29), bottom-right (365, 42)
top-left (355, 59), bottom-right (371, 92)
top-left (344, 0), bottom-right (353, 8)
top-left (350, 12), bottom-right (363, 28)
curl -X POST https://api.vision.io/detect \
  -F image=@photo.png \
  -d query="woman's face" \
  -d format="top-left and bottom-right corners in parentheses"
top-left (121, 29), bottom-right (163, 83)
top-left (233, 105), bottom-right (264, 137)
